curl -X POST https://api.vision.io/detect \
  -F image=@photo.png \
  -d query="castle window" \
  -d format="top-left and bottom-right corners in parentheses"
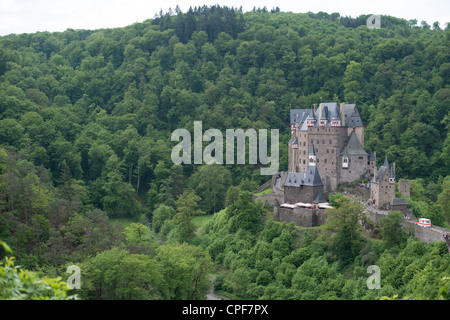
top-left (303, 159), bottom-right (305, 164)
top-left (332, 149), bottom-right (334, 153)
top-left (329, 139), bottom-right (332, 144)
top-left (324, 159), bottom-right (327, 163)
top-left (317, 140), bottom-right (319, 144)
top-left (322, 139), bottom-right (325, 144)
top-left (326, 149), bottom-right (329, 153)
top-left (342, 157), bottom-right (349, 168)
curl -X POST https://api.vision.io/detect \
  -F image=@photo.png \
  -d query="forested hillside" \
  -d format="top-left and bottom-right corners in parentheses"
top-left (0, 6), bottom-right (449, 300)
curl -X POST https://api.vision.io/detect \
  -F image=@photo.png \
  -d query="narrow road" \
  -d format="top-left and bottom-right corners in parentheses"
top-left (206, 276), bottom-right (230, 300)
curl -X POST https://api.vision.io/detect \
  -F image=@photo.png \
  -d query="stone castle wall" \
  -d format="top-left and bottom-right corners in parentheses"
top-left (274, 207), bottom-right (327, 227)
top-left (365, 209), bottom-right (449, 244)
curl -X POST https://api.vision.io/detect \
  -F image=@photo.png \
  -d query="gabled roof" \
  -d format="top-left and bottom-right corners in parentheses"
top-left (343, 104), bottom-right (363, 127)
top-left (339, 132), bottom-right (368, 156)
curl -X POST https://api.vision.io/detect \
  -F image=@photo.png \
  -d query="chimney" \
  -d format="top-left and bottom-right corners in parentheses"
top-left (340, 102), bottom-right (345, 126)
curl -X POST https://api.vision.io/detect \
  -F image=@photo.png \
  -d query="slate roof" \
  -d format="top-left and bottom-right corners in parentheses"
top-left (290, 109), bottom-right (308, 125)
top-left (374, 155), bottom-right (390, 183)
top-left (290, 103), bottom-right (362, 129)
top-left (369, 150), bottom-right (375, 161)
top-left (390, 166), bottom-right (395, 178)
top-left (283, 164), bottom-right (323, 188)
top-left (342, 104), bottom-right (363, 127)
top-left (339, 132), bottom-right (368, 156)
top-left (391, 198), bottom-right (407, 206)
top-left (284, 172), bottom-right (306, 187)
top-left (304, 164), bottom-right (323, 186)
top-left (313, 189), bottom-right (326, 203)
top-left (331, 106), bottom-right (340, 120)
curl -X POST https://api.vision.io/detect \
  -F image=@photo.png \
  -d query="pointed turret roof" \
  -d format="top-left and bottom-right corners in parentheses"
top-left (313, 190), bottom-right (326, 204)
top-left (305, 164), bottom-right (323, 186)
top-left (383, 155), bottom-right (389, 168)
top-left (369, 150), bottom-right (375, 161)
top-left (390, 165), bottom-right (395, 178)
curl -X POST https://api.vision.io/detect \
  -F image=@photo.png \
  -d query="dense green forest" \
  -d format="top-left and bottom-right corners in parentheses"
top-left (0, 6), bottom-right (449, 300)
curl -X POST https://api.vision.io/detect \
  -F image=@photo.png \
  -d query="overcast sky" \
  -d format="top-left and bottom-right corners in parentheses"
top-left (0, 0), bottom-right (449, 36)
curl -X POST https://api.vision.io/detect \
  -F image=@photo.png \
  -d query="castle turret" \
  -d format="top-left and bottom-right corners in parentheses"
top-left (331, 106), bottom-right (341, 127)
top-left (306, 108), bottom-right (316, 127)
top-left (389, 165), bottom-right (395, 184)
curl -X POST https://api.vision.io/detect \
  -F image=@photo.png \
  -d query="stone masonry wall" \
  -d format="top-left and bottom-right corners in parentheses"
top-left (365, 209), bottom-right (450, 244)
top-left (275, 207), bottom-right (327, 227)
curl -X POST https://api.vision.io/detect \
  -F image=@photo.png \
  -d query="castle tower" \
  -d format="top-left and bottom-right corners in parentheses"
top-left (370, 155), bottom-right (396, 209)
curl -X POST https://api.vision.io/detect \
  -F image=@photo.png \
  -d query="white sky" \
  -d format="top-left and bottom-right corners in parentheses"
top-left (0, 0), bottom-right (449, 36)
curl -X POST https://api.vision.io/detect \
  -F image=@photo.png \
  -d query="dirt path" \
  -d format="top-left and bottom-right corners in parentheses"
top-left (206, 276), bottom-right (231, 300)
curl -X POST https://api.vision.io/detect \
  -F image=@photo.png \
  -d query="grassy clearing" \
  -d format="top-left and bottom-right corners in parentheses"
top-left (254, 188), bottom-right (272, 196)
top-left (192, 214), bottom-right (215, 229)
top-left (109, 216), bottom-right (135, 228)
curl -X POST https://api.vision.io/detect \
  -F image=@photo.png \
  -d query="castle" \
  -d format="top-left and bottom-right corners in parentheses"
top-left (286, 102), bottom-right (372, 195)
top-left (270, 102), bottom-right (408, 227)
